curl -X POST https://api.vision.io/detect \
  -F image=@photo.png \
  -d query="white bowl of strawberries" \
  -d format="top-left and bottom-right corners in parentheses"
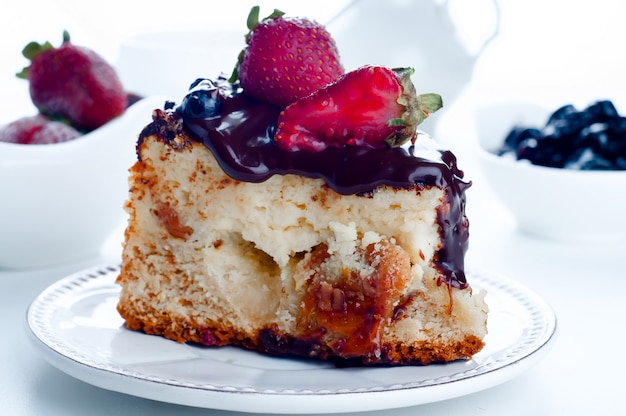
top-left (0, 32), bottom-right (165, 269)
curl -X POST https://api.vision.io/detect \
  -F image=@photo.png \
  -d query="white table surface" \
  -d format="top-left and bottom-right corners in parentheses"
top-left (3, 1), bottom-right (626, 415)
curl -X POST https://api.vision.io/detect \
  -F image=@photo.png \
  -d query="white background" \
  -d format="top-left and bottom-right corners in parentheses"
top-left (2, 1), bottom-right (626, 415)
top-left (3, 0), bottom-right (626, 120)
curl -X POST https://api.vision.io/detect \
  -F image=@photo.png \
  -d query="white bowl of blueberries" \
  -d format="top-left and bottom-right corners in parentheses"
top-left (474, 99), bottom-right (626, 242)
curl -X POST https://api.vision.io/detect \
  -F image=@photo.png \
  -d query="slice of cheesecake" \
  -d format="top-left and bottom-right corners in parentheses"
top-left (116, 82), bottom-right (487, 364)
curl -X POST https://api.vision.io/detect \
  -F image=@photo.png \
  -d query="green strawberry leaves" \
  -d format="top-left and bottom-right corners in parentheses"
top-left (16, 30), bottom-right (70, 79)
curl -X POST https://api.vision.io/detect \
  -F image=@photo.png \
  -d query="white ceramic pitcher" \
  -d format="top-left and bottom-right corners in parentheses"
top-left (326, 0), bottom-right (500, 131)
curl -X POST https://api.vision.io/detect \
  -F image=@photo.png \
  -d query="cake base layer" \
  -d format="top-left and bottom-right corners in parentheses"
top-left (116, 109), bottom-right (488, 365)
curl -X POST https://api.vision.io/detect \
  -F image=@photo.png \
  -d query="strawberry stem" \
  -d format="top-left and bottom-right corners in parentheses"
top-left (391, 67), bottom-right (442, 146)
top-left (416, 93), bottom-right (444, 121)
top-left (245, 6), bottom-right (285, 32)
top-left (246, 6), bottom-right (260, 32)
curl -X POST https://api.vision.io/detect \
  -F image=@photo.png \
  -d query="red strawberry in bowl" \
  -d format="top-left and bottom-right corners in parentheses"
top-left (0, 114), bottom-right (81, 145)
top-left (274, 65), bottom-right (443, 152)
top-left (17, 31), bottom-right (127, 131)
top-left (232, 6), bottom-right (344, 108)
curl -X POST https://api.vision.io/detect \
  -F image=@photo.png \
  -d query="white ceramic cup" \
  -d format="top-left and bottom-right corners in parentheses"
top-left (116, 27), bottom-right (246, 101)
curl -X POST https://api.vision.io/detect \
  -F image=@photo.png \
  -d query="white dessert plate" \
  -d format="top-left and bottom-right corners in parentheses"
top-left (26, 264), bottom-right (556, 414)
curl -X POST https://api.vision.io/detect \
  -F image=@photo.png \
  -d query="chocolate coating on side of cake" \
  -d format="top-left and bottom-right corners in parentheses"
top-left (150, 81), bottom-right (470, 288)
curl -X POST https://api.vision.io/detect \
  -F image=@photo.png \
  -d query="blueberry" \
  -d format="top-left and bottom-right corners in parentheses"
top-left (499, 126), bottom-right (542, 154)
top-left (565, 147), bottom-right (614, 170)
top-left (515, 136), bottom-right (565, 167)
top-left (181, 78), bottom-right (222, 119)
top-left (547, 111), bottom-right (586, 140)
top-left (266, 123), bottom-right (277, 139)
top-left (526, 125), bottom-right (579, 168)
top-left (603, 117), bottom-right (626, 161)
top-left (188, 78), bottom-right (209, 90)
top-left (513, 136), bottom-right (540, 162)
top-left (500, 99), bottom-right (626, 170)
top-left (584, 100), bottom-right (619, 124)
top-left (578, 123), bottom-right (610, 154)
top-left (546, 104), bottom-right (578, 127)
top-left (614, 157), bottom-right (626, 169)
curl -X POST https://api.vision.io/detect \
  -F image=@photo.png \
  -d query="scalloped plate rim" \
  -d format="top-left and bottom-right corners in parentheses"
top-left (25, 263), bottom-right (557, 414)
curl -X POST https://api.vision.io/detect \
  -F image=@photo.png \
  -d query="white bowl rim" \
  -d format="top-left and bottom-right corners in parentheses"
top-left (0, 96), bottom-right (167, 157)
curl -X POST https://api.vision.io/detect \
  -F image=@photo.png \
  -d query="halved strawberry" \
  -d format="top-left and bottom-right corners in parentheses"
top-left (274, 65), bottom-right (442, 152)
top-left (231, 6), bottom-right (344, 108)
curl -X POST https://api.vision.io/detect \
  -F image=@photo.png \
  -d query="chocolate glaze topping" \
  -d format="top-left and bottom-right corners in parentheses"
top-left (176, 81), bottom-right (470, 288)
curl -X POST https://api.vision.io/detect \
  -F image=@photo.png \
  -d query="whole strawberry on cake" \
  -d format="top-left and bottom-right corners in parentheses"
top-left (116, 6), bottom-right (488, 365)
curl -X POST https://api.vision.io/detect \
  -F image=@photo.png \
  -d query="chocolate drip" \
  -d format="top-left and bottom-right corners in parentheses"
top-left (177, 85), bottom-right (470, 288)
